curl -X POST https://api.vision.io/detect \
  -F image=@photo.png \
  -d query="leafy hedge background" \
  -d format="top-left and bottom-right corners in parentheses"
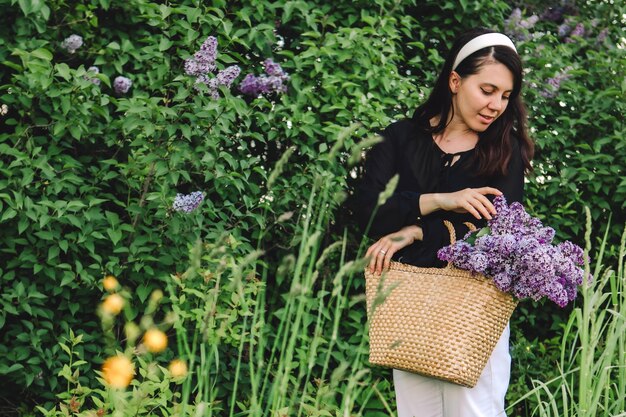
top-left (0, 0), bottom-right (624, 415)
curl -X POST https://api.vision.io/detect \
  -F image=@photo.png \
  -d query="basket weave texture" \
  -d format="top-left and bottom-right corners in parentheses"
top-left (364, 223), bottom-right (517, 388)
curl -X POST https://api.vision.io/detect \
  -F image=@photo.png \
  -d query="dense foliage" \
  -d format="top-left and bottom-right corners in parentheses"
top-left (0, 0), bottom-right (624, 415)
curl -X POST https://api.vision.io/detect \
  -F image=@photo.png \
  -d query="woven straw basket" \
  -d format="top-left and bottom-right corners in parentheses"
top-left (364, 221), bottom-right (517, 388)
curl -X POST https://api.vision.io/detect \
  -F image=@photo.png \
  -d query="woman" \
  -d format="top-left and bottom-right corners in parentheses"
top-left (353, 28), bottom-right (534, 416)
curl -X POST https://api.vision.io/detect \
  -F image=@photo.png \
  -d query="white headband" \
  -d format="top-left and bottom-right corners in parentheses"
top-left (452, 33), bottom-right (517, 70)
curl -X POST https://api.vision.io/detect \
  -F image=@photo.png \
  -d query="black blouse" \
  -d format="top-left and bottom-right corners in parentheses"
top-left (353, 118), bottom-right (525, 267)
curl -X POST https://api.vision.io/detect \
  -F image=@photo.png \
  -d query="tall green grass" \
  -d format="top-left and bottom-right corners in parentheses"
top-left (165, 148), bottom-right (383, 415)
top-left (509, 209), bottom-right (626, 417)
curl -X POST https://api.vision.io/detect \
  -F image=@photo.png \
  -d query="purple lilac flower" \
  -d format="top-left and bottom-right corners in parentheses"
top-left (185, 36), bottom-right (241, 98)
top-left (596, 28), bottom-right (609, 43)
top-left (240, 59), bottom-right (290, 96)
top-left (558, 23), bottom-right (572, 37)
top-left (263, 58), bottom-right (283, 76)
top-left (184, 36), bottom-right (218, 76)
top-left (195, 65), bottom-right (241, 96)
top-left (504, 8), bottom-right (539, 41)
top-left (84, 66), bottom-right (101, 86)
top-left (468, 252), bottom-right (489, 274)
top-left (541, 68), bottom-right (573, 98)
top-left (436, 195), bottom-right (587, 307)
top-left (216, 65), bottom-right (241, 87)
top-left (113, 76), bottom-right (132, 94)
top-left (558, 241), bottom-right (585, 265)
top-left (61, 34), bottom-right (83, 54)
top-left (172, 191), bottom-right (204, 213)
top-left (565, 23), bottom-right (586, 43)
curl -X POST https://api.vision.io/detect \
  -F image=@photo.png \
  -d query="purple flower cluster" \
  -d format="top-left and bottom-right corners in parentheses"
top-left (184, 36), bottom-right (217, 76)
top-left (113, 76), bottom-right (132, 94)
top-left (565, 22), bottom-right (586, 43)
top-left (504, 8), bottom-right (539, 41)
top-left (239, 59), bottom-right (290, 96)
top-left (184, 36), bottom-right (240, 98)
top-left (61, 34), bottom-right (83, 54)
top-left (437, 196), bottom-right (587, 307)
top-left (596, 28), bottom-right (609, 43)
top-left (172, 191), bottom-right (204, 213)
top-left (540, 67), bottom-right (573, 98)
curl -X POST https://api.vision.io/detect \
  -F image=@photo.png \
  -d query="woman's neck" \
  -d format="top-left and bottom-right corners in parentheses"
top-left (430, 116), bottom-right (479, 153)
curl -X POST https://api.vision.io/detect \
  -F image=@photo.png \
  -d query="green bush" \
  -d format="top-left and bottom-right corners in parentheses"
top-left (0, 0), bottom-right (624, 415)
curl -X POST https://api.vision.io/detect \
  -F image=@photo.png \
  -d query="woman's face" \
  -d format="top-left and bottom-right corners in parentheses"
top-left (449, 61), bottom-right (514, 132)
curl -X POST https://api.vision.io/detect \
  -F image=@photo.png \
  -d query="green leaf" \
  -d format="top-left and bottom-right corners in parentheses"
top-left (1, 208), bottom-right (17, 222)
top-left (136, 283), bottom-right (152, 303)
top-left (31, 48), bottom-right (53, 61)
top-left (159, 38), bottom-right (173, 51)
top-left (107, 228), bottom-right (122, 245)
top-left (55, 63), bottom-right (71, 80)
top-left (18, 0), bottom-right (31, 15)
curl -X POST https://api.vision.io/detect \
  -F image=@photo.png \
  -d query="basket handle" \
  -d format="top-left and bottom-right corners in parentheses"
top-left (443, 221), bottom-right (477, 245)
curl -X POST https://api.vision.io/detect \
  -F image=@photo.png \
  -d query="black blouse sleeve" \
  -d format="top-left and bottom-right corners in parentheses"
top-left (352, 122), bottom-right (422, 239)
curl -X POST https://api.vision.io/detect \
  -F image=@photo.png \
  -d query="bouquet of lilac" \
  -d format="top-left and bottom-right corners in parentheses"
top-left (437, 196), bottom-right (587, 307)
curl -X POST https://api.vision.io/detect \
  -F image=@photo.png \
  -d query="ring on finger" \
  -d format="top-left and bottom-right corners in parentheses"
top-left (379, 249), bottom-right (387, 255)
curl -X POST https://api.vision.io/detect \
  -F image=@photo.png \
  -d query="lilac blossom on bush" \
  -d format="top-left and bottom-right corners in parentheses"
top-left (61, 34), bottom-right (83, 54)
top-left (596, 28), bottom-right (609, 43)
top-left (541, 67), bottom-right (573, 98)
top-left (240, 58), bottom-right (290, 96)
top-left (184, 36), bottom-right (217, 76)
top-left (437, 196), bottom-right (587, 307)
top-left (184, 36), bottom-right (240, 98)
top-left (565, 23), bottom-right (586, 43)
top-left (113, 76), bottom-right (132, 94)
top-left (172, 191), bottom-right (204, 213)
top-left (504, 8), bottom-right (539, 41)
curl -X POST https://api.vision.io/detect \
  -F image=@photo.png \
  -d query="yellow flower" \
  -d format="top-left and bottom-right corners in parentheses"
top-left (149, 289), bottom-right (163, 303)
top-left (102, 275), bottom-right (119, 292)
top-left (102, 294), bottom-right (124, 315)
top-left (143, 328), bottom-right (168, 353)
top-left (102, 355), bottom-right (134, 388)
top-left (168, 359), bottom-right (188, 378)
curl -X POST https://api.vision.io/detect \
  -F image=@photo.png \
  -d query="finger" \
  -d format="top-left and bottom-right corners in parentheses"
top-left (462, 200), bottom-right (483, 220)
top-left (476, 187), bottom-right (503, 197)
top-left (382, 248), bottom-right (394, 272)
top-left (474, 193), bottom-right (497, 216)
top-left (367, 251), bottom-right (376, 273)
top-left (376, 246), bottom-right (391, 275)
top-left (366, 244), bottom-right (380, 273)
top-left (368, 243), bottom-right (384, 273)
top-left (468, 196), bottom-right (493, 219)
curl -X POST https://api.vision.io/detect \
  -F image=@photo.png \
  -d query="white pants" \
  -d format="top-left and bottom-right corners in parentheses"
top-left (393, 325), bottom-right (511, 417)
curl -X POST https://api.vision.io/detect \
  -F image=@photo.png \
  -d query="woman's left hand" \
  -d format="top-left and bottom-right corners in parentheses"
top-left (366, 225), bottom-right (423, 275)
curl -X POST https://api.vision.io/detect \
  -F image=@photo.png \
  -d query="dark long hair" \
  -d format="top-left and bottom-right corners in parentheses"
top-left (412, 28), bottom-right (534, 177)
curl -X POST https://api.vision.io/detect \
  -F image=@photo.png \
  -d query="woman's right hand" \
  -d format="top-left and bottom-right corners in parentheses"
top-left (429, 187), bottom-right (502, 220)
top-left (365, 225), bottom-right (423, 275)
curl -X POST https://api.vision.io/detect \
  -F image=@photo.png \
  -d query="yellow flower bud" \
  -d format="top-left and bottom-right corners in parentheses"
top-left (102, 355), bottom-right (134, 389)
top-left (168, 359), bottom-right (188, 378)
top-left (102, 275), bottom-right (119, 292)
top-left (150, 289), bottom-right (163, 303)
top-left (143, 328), bottom-right (168, 353)
top-left (102, 294), bottom-right (124, 315)
top-left (124, 322), bottom-right (141, 344)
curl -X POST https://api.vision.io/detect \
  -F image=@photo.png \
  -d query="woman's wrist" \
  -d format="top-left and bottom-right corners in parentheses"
top-left (419, 193), bottom-right (441, 216)
top-left (402, 225), bottom-right (423, 242)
